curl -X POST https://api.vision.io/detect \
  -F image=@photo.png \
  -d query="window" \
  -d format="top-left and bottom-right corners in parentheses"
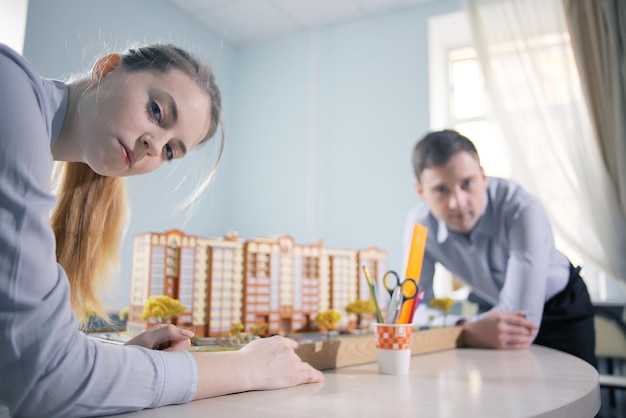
top-left (429, 12), bottom-right (509, 180)
top-left (448, 47), bottom-right (511, 178)
top-left (429, 10), bottom-right (610, 300)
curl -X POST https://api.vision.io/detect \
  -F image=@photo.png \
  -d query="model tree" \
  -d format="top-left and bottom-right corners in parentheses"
top-left (429, 297), bottom-right (456, 327)
top-left (140, 295), bottom-right (186, 324)
top-left (345, 299), bottom-right (375, 330)
top-left (118, 307), bottom-right (129, 322)
top-left (314, 309), bottom-right (341, 340)
top-left (249, 323), bottom-right (269, 338)
top-left (230, 322), bottom-right (244, 337)
top-left (228, 322), bottom-right (245, 345)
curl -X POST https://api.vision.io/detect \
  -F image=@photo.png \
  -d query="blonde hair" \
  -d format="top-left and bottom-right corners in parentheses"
top-left (51, 163), bottom-right (129, 323)
top-left (53, 44), bottom-right (224, 325)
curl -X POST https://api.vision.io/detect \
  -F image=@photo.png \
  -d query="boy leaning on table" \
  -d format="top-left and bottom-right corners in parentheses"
top-left (403, 129), bottom-right (596, 367)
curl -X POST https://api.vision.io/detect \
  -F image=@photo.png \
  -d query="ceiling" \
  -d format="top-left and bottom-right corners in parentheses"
top-left (168, 0), bottom-right (435, 45)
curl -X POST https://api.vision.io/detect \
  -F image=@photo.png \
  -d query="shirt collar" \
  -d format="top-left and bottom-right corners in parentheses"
top-left (436, 218), bottom-right (449, 244)
top-left (44, 79), bottom-right (69, 146)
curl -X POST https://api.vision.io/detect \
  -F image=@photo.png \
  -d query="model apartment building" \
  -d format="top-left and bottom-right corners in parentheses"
top-left (127, 230), bottom-right (387, 338)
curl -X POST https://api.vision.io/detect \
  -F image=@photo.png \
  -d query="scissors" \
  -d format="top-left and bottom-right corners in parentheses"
top-left (383, 273), bottom-right (420, 324)
top-left (382, 271), bottom-right (402, 299)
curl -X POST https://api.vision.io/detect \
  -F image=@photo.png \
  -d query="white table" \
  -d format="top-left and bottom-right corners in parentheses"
top-left (118, 345), bottom-right (600, 418)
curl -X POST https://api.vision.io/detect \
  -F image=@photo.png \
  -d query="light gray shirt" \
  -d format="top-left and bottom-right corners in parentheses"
top-left (0, 43), bottom-right (197, 417)
top-left (403, 177), bottom-right (570, 325)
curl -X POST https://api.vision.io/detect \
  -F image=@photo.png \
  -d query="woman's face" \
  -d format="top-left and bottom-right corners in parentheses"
top-left (77, 63), bottom-right (211, 177)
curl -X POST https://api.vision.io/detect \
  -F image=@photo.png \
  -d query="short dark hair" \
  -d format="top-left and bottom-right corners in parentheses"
top-left (411, 129), bottom-right (480, 181)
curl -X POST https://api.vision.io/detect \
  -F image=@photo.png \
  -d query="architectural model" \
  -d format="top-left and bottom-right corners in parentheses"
top-left (127, 230), bottom-right (388, 338)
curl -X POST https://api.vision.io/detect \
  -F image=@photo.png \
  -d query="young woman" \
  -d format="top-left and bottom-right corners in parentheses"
top-left (0, 42), bottom-right (323, 417)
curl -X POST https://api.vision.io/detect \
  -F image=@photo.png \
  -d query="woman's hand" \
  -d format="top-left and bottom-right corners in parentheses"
top-left (192, 335), bottom-right (324, 399)
top-left (461, 310), bottom-right (538, 349)
top-left (237, 335), bottom-right (325, 390)
top-left (124, 324), bottom-right (194, 352)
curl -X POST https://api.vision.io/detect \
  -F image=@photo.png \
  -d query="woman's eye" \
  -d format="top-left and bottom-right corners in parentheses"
top-left (165, 144), bottom-right (174, 161)
top-left (150, 101), bottom-right (162, 122)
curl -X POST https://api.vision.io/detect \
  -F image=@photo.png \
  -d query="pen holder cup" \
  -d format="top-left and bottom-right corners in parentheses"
top-left (374, 323), bottom-right (413, 375)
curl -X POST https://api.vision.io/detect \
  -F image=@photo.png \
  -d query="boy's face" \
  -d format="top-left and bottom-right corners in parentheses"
top-left (416, 151), bottom-right (489, 235)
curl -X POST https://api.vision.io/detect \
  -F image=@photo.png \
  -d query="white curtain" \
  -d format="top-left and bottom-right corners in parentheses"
top-left (463, 0), bottom-right (626, 290)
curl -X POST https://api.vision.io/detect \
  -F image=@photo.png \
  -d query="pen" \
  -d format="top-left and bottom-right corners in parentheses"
top-left (362, 266), bottom-right (384, 323)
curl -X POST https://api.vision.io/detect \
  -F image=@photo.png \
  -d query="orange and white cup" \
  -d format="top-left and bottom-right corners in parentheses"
top-left (374, 323), bottom-right (413, 375)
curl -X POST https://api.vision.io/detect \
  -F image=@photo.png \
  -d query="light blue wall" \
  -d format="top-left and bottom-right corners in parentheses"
top-left (22, 0), bottom-right (461, 309)
top-left (224, 1), bottom-right (461, 273)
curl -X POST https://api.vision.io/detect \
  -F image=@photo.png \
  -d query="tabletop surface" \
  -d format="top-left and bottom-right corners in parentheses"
top-left (118, 345), bottom-right (600, 418)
